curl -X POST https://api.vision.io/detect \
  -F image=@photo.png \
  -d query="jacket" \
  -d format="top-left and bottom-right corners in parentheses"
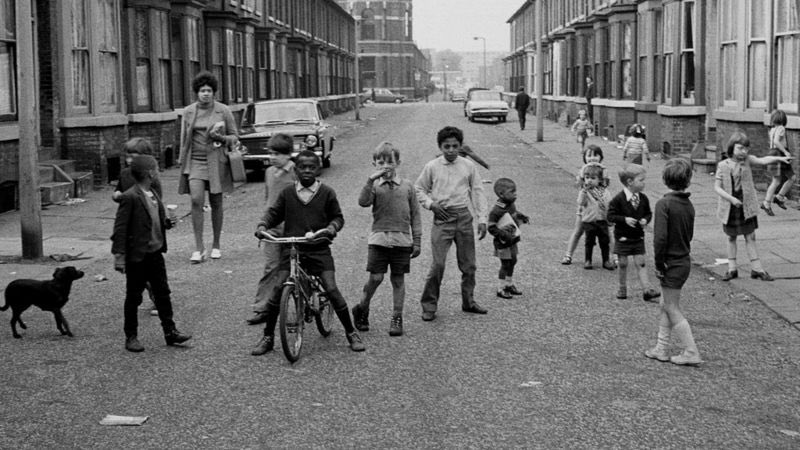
top-left (111, 185), bottom-right (171, 263)
top-left (177, 101), bottom-right (238, 195)
top-left (715, 158), bottom-right (758, 224)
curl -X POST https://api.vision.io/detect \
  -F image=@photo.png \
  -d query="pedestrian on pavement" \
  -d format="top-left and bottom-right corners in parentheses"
top-left (251, 150), bottom-right (365, 355)
top-left (570, 110), bottom-right (592, 153)
top-left (487, 178), bottom-right (529, 299)
top-left (714, 131), bottom-right (792, 282)
top-left (247, 134), bottom-right (297, 326)
top-left (577, 164), bottom-right (613, 271)
top-left (622, 124), bottom-right (650, 165)
top-left (761, 109), bottom-right (796, 216)
top-left (111, 155), bottom-right (192, 353)
top-left (608, 164), bottom-right (660, 301)
top-left (113, 137), bottom-right (164, 317)
top-left (647, 158), bottom-right (702, 366)
top-left (177, 71), bottom-right (239, 264)
top-left (415, 126), bottom-right (489, 321)
top-left (562, 145), bottom-right (608, 265)
top-left (351, 142), bottom-right (422, 337)
top-left (585, 76), bottom-right (595, 123)
top-left (514, 87), bottom-right (531, 131)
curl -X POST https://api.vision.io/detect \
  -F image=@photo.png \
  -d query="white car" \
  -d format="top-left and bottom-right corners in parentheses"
top-left (465, 90), bottom-right (509, 123)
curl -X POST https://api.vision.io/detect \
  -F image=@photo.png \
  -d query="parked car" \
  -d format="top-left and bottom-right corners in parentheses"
top-left (450, 88), bottom-right (467, 102)
top-left (238, 99), bottom-right (334, 176)
top-left (464, 87), bottom-right (488, 116)
top-left (465, 90), bottom-right (509, 123)
top-left (363, 88), bottom-right (406, 103)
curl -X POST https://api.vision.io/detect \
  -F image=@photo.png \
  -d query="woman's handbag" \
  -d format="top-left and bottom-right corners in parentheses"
top-left (227, 142), bottom-right (247, 183)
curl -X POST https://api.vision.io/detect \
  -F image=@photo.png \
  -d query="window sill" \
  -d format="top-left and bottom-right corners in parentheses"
top-left (657, 105), bottom-right (706, 116)
top-left (0, 123), bottom-right (20, 141)
top-left (712, 109), bottom-right (765, 123)
top-left (58, 114), bottom-right (129, 128)
top-left (592, 98), bottom-right (637, 108)
top-left (128, 112), bottom-right (179, 123)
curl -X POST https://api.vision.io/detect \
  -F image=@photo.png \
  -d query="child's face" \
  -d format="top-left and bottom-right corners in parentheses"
top-left (373, 155), bottom-right (398, 179)
top-left (584, 175), bottom-right (600, 188)
top-left (294, 156), bottom-right (319, 187)
top-left (270, 151), bottom-right (291, 168)
top-left (585, 151), bottom-right (601, 164)
top-left (124, 151), bottom-right (141, 167)
top-left (627, 173), bottom-right (646, 193)
top-left (578, 111), bottom-right (586, 119)
top-left (498, 186), bottom-right (517, 203)
top-left (439, 137), bottom-right (461, 162)
top-left (732, 143), bottom-right (749, 161)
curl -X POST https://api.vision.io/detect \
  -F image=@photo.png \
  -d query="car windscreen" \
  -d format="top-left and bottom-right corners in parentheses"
top-left (470, 91), bottom-right (502, 101)
top-left (253, 103), bottom-right (317, 124)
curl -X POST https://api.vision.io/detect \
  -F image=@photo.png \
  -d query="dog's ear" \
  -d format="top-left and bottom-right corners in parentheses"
top-left (53, 267), bottom-right (64, 279)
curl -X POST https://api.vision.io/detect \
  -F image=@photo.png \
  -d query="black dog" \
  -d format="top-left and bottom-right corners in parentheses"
top-left (1, 266), bottom-right (84, 338)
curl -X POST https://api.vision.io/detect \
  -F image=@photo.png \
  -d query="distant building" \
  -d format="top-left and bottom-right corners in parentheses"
top-left (505, 0), bottom-right (800, 194)
top-left (337, 0), bottom-right (430, 99)
top-left (1, 0), bottom-right (357, 211)
top-left (459, 51), bottom-right (506, 88)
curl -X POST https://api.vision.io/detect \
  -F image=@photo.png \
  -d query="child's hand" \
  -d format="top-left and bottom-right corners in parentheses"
top-left (624, 217), bottom-right (637, 227)
top-left (112, 191), bottom-right (121, 201)
top-left (654, 269), bottom-right (664, 280)
top-left (638, 218), bottom-right (647, 227)
top-left (368, 169), bottom-right (386, 181)
top-left (431, 201), bottom-right (451, 221)
top-left (517, 213), bottom-right (530, 224)
top-left (114, 254), bottom-right (126, 274)
top-left (730, 198), bottom-right (743, 208)
top-left (411, 244), bottom-right (421, 259)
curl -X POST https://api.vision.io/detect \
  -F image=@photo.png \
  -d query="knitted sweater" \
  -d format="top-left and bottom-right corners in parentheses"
top-left (358, 177), bottom-right (422, 247)
top-left (653, 192), bottom-right (694, 270)
top-left (607, 190), bottom-right (652, 242)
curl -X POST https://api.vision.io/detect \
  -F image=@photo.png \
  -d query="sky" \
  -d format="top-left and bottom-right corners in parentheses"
top-left (413, 0), bottom-right (523, 53)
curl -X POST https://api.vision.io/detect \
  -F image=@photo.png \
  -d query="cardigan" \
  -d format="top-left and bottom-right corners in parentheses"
top-left (177, 101), bottom-right (238, 195)
top-left (653, 192), bottom-right (694, 270)
top-left (715, 158), bottom-right (758, 224)
top-left (607, 190), bottom-right (652, 242)
top-left (358, 177), bottom-right (422, 247)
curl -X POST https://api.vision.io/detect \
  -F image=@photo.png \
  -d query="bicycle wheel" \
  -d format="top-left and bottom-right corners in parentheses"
top-left (314, 291), bottom-right (333, 337)
top-left (279, 283), bottom-right (304, 363)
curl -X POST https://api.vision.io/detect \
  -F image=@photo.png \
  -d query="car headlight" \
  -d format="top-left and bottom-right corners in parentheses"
top-left (305, 135), bottom-right (318, 147)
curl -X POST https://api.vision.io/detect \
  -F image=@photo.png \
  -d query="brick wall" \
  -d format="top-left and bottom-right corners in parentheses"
top-left (635, 110), bottom-right (662, 153)
top-left (129, 120), bottom-right (181, 169)
top-left (61, 126), bottom-right (127, 185)
top-left (659, 116), bottom-right (705, 155)
top-left (0, 141), bottom-right (18, 183)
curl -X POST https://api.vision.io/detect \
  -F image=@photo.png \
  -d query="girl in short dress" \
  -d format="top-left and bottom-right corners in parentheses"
top-left (761, 109), bottom-right (796, 215)
top-left (714, 131), bottom-right (792, 282)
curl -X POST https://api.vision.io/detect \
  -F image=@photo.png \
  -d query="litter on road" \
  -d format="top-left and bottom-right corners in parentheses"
top-left (99, 415), bottom-right (149, 426)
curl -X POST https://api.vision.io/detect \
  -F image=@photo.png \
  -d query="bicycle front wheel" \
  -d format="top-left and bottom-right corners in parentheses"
top-left (279, 284), bottom-right (304, 363)
top-left (315, 291), bottom-right (333, 337)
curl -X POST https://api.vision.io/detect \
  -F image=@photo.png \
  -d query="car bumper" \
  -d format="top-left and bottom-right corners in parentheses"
top-left (469, 109), bottom-right (508, 117)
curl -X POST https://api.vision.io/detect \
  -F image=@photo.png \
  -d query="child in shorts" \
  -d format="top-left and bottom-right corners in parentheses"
top-left (646, 158), bottom-right (701, 365)
top-left (351, 142), bottom-right (422, 337)
top-left (571, 110), bottom-right (592, 152)
top-left (488, 178), bottom-right (529, 298)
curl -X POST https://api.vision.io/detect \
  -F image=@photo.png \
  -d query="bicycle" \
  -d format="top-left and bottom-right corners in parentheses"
top-left (257, 229), bottom-right (334, 363)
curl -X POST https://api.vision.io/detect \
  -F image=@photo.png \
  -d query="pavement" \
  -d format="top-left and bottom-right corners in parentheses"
top-left (1, 109), bottom-right (798, 332)
top-left (503, 116), bottom-right (800, 330)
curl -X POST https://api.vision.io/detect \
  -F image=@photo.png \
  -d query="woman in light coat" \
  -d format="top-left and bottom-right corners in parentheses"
top-left (178, 72), bottom-right (239, 263)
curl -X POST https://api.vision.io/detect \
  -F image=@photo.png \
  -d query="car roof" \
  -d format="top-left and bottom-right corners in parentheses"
top-left (252, 98), bottom-right (318, 106)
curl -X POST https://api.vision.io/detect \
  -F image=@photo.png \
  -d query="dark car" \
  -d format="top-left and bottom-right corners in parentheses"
top-left (363, 88), bottom-right (406, 103)
top-left (238, 99), bottom-right (334, 176)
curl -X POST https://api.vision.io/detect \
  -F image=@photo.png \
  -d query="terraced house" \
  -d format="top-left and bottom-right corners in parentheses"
top-left (505, 0), bottom-right (800, 193)
top-left (0, 0), bottom-right (357, 211)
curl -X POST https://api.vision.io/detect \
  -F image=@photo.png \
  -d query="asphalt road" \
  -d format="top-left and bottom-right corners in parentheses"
top-left (1, 102), bottom-right (799, 449)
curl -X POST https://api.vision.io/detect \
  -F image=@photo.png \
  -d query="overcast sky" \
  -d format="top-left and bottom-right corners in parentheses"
top-left (413, 0), bottom-right (522, 53)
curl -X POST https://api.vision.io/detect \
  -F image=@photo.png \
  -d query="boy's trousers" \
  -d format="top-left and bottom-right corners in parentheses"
top-left (124, 252), bottom-right (175, 337)
top-left (420, 207), bottom-right (478, 312)
top-left (253, 241), bottom-right (282, 312)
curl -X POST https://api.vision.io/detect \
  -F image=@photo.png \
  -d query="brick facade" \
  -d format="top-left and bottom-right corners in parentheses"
top-left (658, 115), bottom-right (705, 155)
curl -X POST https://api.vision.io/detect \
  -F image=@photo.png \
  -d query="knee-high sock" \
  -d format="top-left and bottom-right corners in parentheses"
top-left (672, 319), bottom-right (698, 355)
top-left (654, 325), bottom-right (671, 352)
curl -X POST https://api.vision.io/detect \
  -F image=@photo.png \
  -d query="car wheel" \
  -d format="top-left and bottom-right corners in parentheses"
top-left (468, 115), bottom-right (475, 122)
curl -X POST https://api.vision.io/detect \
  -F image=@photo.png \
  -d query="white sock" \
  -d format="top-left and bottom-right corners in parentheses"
top-left (654, 325), bottom-right (671, 351)
top-left (505, 277), bottom-right (514, 287)
top-left (672, 320), bottom-right (699, 355)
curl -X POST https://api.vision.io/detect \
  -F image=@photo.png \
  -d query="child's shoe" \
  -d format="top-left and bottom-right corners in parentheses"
top-left (721, 269), bottom-right (738, 281)
top-left (250, 335), bottom-right (274, 355)
top-left (643, 288), bottom-right (661, 303)
top-left (602, 261), bottom-right (616, 271)
top-left (125, 336), bottom-right (144, 353)
top-left (388, 314), bottom-right (403, 337)
top-left (496, 288), bottom-right (512, 299)
top-left (164, 328), bottom-right (192, 346)
top-left (560, 255), bottom-right (572, 265)
top-left (774, 195), bottom-right (787, 209)
top-left (750, 270), bottom-right (774, 281)
top-left (670, 351), bottom-right (703, 366)
top-left (346, 331), bottom-right (366, 352)
top-left (616, 286), bottom-right (627, 299)
top-left (583, 260), bottom-right (593, 270)
top-left (644, 347), bottom-right (670, 362)
top-left (190, 250), bottom-right (207, 264)
top-left (352, 304), bottom-right (370, 331)
top-left (760, 202), bottom-right (775, 216)
top-left (506, 285), bottom-right (523, 296)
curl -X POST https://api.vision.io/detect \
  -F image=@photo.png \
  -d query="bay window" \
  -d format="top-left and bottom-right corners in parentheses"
top-left (719, 0), bottom-right (739, 107)
top-left (748, 0), bottom-right (767, 108)
top-left (0, 0), bottom-right (16, 120)
top-left (774, 0), bottom-right (799, 112)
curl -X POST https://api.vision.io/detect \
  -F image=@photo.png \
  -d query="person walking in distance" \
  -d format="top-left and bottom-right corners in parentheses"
top-left (415, 126), bottom-right (489, 321)
top-left (585, 76), bottom-right (595, 124)
top-left (515, 87), bottom-right (531, 131)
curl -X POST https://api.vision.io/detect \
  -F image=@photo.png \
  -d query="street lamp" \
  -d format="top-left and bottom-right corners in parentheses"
top-left (443, 64), bottom-right (449, 101)
top-left (473, 36), bottom-right (486, 87)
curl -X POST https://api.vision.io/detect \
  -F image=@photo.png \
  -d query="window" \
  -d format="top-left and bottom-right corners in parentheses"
top-left (209, 29), bottom-right (223, 96)
top-left (361, 8), bottom-right (375, 39)
top-left (170, 16), bottom-right (185, 107)
top-left (622, 22), bottom-right (632, 99)
top-left (638, 12), bottom-right (648, 101)
top-left (133, 10), bottom-right (151, 110)
top-left (654, 8), bottom-right (663, 103)
top-left (663, 2), bottom-right (676, 103)
top-left (680, 1), bottom-right (696, 104)
top-left (187, 17), bottom-right (200, 83)
top-left (256, 39), bottom-right (268, 99)
top-left (774, 0), bottom-right (798, 112)
top-left (747, 0), bottom-right (766, 108)
top-left (246, 32), bottom-right (254, 102)
top-left (154, 10), bottom-right (171, 111)
top-left (71, 0), bottom-right (90, 110)
top-left (0, 0), bottom-right (16, 120)
top-left (96, 0), bottom-right (119, 112)
top-left (720, 0), bottom-right (738, 106)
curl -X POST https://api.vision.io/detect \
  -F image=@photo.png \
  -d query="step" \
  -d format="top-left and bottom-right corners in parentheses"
top-left (691, 157), bottom-right (717, 174)
top-left (71, 172), bottom-right (93, 198)
top-left (40, 181), bottom-right (73, 205)
top-left (38, 165), bottom-right (55, 183)
top-left (40, 159), bottom-right (76, 175)
top-left (705, 145), bottom-right (718, 160)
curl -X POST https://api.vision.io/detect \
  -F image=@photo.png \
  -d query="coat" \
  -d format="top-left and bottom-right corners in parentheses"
top-left (715, 158), bottom-right (758, 225)
top-left (177, 101), bottom-right (238, 195)
top-left (111, 185), bottom-right (171, 263)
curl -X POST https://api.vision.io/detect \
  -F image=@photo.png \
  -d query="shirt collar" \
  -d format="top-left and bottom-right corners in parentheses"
top-left (296, 180), bottom-right (320, 193)
top-left (276, 161), bottom-right (294, 173)
top-left (378, 175), bottom-right (400, 186)
top-left (623, 187), bottom-right (637, 201)
top-left (440, 155), bottom-right (460, 165)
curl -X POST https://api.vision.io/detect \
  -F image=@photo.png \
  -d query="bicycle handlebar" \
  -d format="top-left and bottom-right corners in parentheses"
top-left (256, 229), bottom-right (332, 245)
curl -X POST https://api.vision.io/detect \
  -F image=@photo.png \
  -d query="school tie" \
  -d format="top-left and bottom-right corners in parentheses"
top-left (631, 193), bottom-right (640, 209)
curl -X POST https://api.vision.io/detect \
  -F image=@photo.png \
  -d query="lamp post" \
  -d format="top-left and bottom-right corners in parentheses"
top-left (443, 64), bottom-right (449, 101)
top-left (473, 36), bottom-right (486, 87)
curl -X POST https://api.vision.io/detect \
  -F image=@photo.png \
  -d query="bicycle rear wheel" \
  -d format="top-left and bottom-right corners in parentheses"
top-left (279, 284), bottom-right (304, 363)
top-left (315, 291), bottom-right (333, 337)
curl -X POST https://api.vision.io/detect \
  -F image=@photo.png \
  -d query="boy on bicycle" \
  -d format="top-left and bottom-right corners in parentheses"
top-left (351, 142), bottom-right (422, 337)
top-left (251, 150), bottom-right (365, 355)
